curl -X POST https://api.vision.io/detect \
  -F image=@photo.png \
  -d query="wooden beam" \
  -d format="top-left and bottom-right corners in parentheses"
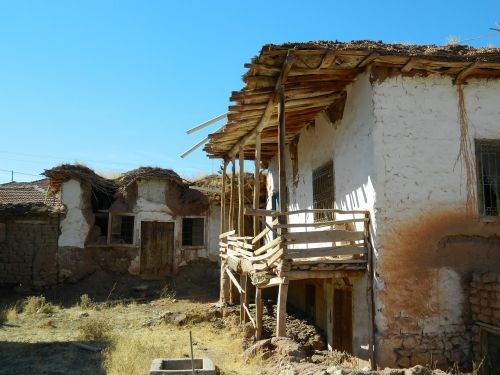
top-left (284, 270), bottom-right (365, 280)
top-left (401, 57), bottom-right (417, 73)
top-left (240, 273), bottom-right (247, 323)
top-left (319, 49), bottom-right (337, 68)
top-left (356, 52), bottom-right (380, 68)
top-left (228, 51), bottom-right (294, 159)
top-left (220, 160), bottom-right (228, 234)
top-left (454, 62), bottom-right (479, 83)
top-left (255, 288), bottom-right (263, 340)
top-left (276, 281), bottom-right (289, 337)
top-left (283, 230), bottom-right (365, 244)
top-left (226, 268), bottom-right (244, 294)
top-left (229, 156), bottom-right (236, 231)
top-left (253, 133), bottom-right (261, 238)
top-left (278, 87), bottom-right (287, 221)
top-left (238, 151), bottom-right (245, 235)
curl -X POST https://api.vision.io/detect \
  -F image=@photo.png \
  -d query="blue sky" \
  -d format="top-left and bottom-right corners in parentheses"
top-left (0, 1), bottom-right (498, 183)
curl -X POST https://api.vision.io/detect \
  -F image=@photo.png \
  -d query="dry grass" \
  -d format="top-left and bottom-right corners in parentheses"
top-left (159, 285), bottom-right (177, 301)
top-left (21, 296), bottom-right (57, 315)
top-left (103, 319), bottom-right (257, 375)
top-left (78, 316), bottom-right (113, 342)
top-left (79, 294), bottom-right (95, 310)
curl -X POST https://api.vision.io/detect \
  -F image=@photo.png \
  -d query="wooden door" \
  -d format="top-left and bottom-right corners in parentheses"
top-left (140, 221), bottom-right (174, 274)
top-left (332, 288), bottom-right (353, 353)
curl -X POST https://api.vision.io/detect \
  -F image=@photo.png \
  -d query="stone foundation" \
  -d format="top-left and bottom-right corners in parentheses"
top-left (470, 272), bottom-right (500, 365)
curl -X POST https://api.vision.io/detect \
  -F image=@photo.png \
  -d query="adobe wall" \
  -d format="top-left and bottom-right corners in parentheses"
top-left (0, 215), bottom-right (59, 289)
top-left (266, 72), bottom-right (376, 361)
top-left (371, 74), bottom-right (500, 368)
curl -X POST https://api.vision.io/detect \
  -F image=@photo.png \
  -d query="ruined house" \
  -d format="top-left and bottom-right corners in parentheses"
top-left (0, 164), bottom-right (225, 288)
top-left (0, 179), bottom-right (62, 289)
top-left (203, 41), bottom-right (500, 370)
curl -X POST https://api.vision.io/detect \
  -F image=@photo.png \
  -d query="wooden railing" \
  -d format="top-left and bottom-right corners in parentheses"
top-left (219, 208), bottom-right (370, 277)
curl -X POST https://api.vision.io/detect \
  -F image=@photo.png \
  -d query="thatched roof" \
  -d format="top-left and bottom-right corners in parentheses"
top-left (204, 40), bottom-right (500, 161)
top-left (115, 167), bottom-right (185, 194)
top-left (43, 164), bottom-right (115, 194)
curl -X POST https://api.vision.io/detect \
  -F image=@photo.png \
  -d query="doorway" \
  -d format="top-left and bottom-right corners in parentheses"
top-left (140, 221), bottom-right (175, 275)
top-left (332, 287), bottom-right (353, 353)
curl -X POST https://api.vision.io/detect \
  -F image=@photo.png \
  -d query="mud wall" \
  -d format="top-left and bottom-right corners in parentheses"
top-left (0, 215), bottom-right (59, 289)
top-left (371, 74), bottom-right (500, 368)
top-left (59, 179), bottom-right (90, 248)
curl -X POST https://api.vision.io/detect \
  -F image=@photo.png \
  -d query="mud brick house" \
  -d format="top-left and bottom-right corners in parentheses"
top-left (0, 180), bottom-right (62, 289)
top-left (202, 41), bottom-right (500, 370)
top-left (0, 165), bottom-right (226, 288)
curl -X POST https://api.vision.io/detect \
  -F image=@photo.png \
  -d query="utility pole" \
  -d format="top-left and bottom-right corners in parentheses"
top-left (11, 170), bottom-right (13, 182)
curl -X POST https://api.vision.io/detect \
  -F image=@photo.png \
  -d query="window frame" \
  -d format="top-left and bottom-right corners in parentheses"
top-left (475, 139), bottom-right (500, 222)
top-left (312, 160), bottom-right (335, 223)
top-left (181, 216), bottom-right (206, 248)
top-left (107, 212), bottom-right (136, 246)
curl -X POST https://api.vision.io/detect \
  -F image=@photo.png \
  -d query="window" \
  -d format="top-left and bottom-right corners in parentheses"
top-left (110, 214), bottom-right (134, 244)
top-left (477, 141), bottom-right (500, 217)
top-left (312, 161), bottom-right (335, 222)
top-left (182, 217), bottom-right (205, 246)
top-left (0, 223), bottom-right (5, 243)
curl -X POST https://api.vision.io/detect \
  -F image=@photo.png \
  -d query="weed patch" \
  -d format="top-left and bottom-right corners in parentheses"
top-left (78, 317), bottom-right (113, 342)
top-left (22, 296), bottom-right (56, 315)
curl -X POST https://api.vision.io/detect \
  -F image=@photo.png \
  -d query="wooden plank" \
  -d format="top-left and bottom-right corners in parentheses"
top-left (290, 257), bottom-right (367, 265)
top-left (267, 248), bottom-right (284, 267)
top-left (286, 245), bottom-right (367, 259)
top-left (251, 245), bottom-right (281, 261)
top-left (226, 269), bottom-right (244, 294)
top-left (243, 302), bottom-right (255, 327)
top-left (401, 57), bottom-right (417, 73)
top-left (284, 270), bottom-right (365, 280)
top-left (240, 273), bottom-right (247, 323)
top-left (219, 230), bottom-right (235, 239)
top-left (245, 207), bottom-right (368, 216)
top-left (252, 218), bottom-right (279, 244)
top-left (319, 49), bottom-right (337, 68)
top-left (274, 218), bottom-right (368, 229)
top-left (245, 208), bottom-right (282, 217)
top-left (228, 51), bottom-right (294, 159)
top-left (254, 237), bottom-right (282, 256)
top-left (276, 282), bottom-right (289, 337)
top-left (283, 230), bottom-right (364, 244)
top-left (260, 276), bottom-right (287, 288)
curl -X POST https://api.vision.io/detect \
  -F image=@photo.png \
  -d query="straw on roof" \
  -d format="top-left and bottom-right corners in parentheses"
top-left (43, 164), bottom-right (115, 194)
top-left (115, 167), bottom-right (184, 194)
top-left (204, 40), bottom-right (500, 161)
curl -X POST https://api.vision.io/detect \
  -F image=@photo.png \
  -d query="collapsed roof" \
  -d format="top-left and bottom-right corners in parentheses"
top-left (204, 40), bottom-right (500, 161)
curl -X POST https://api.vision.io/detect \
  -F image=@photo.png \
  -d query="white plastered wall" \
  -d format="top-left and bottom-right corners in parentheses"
top-left (59, 179), bottom-right (90, 248)
top-left (265, 72), bottom-right (377, 359)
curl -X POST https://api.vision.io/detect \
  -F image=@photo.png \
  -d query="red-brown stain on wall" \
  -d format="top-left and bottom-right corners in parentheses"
top-left (378, 208), bottom-right (500, 333)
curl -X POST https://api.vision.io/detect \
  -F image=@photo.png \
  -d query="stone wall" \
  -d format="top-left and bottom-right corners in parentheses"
top-left (470, 272), bottom-right (500, 364)
top-left (0, 215), bottom-right (59, 289)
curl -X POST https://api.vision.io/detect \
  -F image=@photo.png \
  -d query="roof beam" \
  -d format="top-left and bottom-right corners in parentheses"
top-left (454, 62), bottom-right (480, 83)
top-left (227, 51), bottom-right (295, 159)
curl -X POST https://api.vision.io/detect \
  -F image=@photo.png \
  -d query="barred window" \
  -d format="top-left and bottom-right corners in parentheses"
top-left (477, 141), bottom-right (500, 217)
top-left (312, 161), bottom-right (334, 222)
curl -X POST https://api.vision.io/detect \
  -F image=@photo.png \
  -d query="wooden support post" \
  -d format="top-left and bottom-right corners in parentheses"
top-left (240, 272), bottom-right (247, 323)
top-left (365, 212), bottom-right (377, 370)
top-left (238, 151), bottom-right (245, 235)
top-left (255, 287), bottom-right (263, 340)
top-left (219, 261), bottom-right (230, 304)
top-left (221, 160), bottom-right (228, 233)
top-left (277, 87), bottom-right (287, 224)
top-left (229, 156), bottom-right (236, 231)
top-left (276, 280), bottom-right (289, 337)
top-left (253, 133), bottom-right (261, 239)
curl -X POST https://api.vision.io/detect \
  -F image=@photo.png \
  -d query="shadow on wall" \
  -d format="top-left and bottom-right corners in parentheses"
top-left (0, 341), bottom-right (105, 375)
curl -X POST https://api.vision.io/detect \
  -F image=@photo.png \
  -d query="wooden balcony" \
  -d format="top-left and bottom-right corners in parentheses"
top-left (220, 208), bottom-right (371, 287)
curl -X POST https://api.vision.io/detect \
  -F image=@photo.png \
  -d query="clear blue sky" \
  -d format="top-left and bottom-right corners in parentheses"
top-left (0, 1), bottom-right (498, 183)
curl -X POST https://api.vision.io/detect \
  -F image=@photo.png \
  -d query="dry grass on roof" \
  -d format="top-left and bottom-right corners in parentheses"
top-left (43, 164), bottom-right (115, 194)
top-left (261, 40), bottom-right (500, 59)
top-left (115, 167), bottom-right (185, 194)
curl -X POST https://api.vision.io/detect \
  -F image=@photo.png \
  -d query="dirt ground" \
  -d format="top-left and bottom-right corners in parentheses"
top-left (0, 261), bottom-right (464, 375)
